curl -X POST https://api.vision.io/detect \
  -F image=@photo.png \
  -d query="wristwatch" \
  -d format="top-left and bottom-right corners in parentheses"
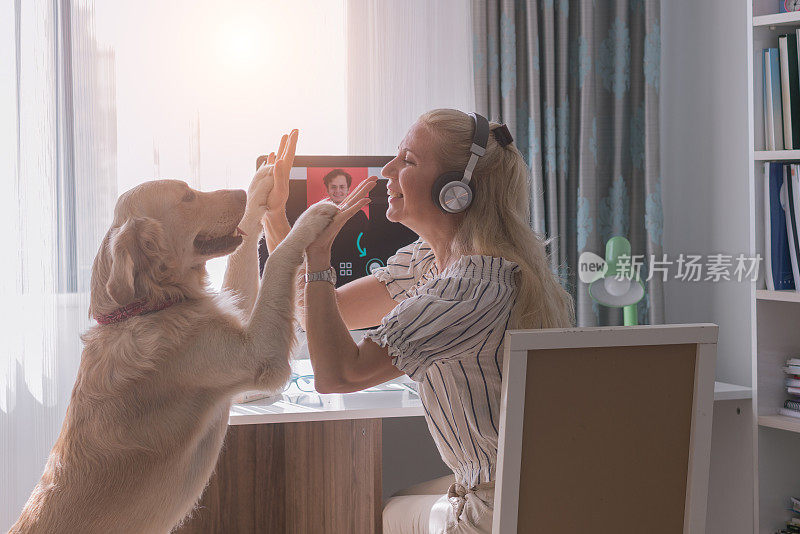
top-left (304, 267), bottom-right (337, 286)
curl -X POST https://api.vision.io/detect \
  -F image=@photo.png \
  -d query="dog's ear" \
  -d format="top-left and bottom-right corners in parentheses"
top-left (106, 217), bottom-right (169, 306)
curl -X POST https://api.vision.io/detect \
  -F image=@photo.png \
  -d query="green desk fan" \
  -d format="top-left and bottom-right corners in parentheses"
top-left (588, 236), bottom-right (645, 326)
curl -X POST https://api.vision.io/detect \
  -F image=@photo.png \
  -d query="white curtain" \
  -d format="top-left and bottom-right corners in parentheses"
top-left (1, 1), bottom-right (353, 527)
top-left (346, 0), bottom-right (476, 154)
top-left (0, 0), bottom-right (470, 526)
top-left (0, 0), bottom-right (116, 528)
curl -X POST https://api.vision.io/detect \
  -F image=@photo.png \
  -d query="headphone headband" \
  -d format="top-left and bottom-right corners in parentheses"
top-left (462, 113), bottom-right (490, 185)
top-left (431, 112), bottom-right (490, 214)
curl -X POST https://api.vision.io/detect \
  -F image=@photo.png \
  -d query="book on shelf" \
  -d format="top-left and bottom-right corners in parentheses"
top-left (778, 34), bottom-right (800, 149)
top-left (779, 515), bottom-right (800, 534)
top-left (782, 364), bottom-right (800, 375)
top-left (779, 498), bottom-right (800, 534)
top-left (787, 378), bottom-right (800, 387)
top-left (779, 407), bottom-right (800, 419)
top-left (765, 48), bottom-right (785, 151)
top-left (765, 163), bottom-right (796, 290)
top-left (786, 165), bottom-right (800, 288)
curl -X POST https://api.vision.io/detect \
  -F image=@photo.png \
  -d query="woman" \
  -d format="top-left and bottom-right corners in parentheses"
top-left (260, 109), bottom-right (573, 533)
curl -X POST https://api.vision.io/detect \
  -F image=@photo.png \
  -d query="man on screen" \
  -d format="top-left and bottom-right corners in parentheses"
top-left (322, 169), bottom-right (368, 282)
top-left (323, 169), bottom-right (354, 205)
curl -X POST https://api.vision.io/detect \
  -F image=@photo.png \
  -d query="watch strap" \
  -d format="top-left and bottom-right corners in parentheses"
top-left (304, 267), bottom-right (336, 285)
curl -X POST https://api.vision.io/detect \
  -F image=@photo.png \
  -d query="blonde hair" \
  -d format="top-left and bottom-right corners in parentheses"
top-left (418, 109), bottom-right (574, 329)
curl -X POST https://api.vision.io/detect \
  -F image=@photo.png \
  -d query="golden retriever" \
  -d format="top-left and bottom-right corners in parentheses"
top-left (9, 178), bottom-right (337, 533)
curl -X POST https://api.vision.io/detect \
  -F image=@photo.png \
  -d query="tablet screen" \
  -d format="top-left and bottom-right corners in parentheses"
top-left (257, 156), bottom-right (418, 287)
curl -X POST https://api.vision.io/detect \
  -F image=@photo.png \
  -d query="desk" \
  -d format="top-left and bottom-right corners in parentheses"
top-left (175, 374), bottom-right (423, 534)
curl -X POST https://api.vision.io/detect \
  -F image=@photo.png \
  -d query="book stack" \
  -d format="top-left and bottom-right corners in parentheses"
top-left (779, 358), bottom-right (800, 419)
top-left (763, 32), bottom-right (800, 150)
top-left (764, 163), bottom-right (799, 291)
top-left (775, 497), bottom-right (800, 534)
top-left (765, 46), bottom-right (785, 150)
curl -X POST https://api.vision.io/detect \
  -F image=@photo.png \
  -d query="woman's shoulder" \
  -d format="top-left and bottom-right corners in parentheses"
top-left (371, 238), bottom-right (437, 302)
top-left (387, 238), bottom-right (437, 279)
top-left (445, 254), bottom-right (519, 280)
top-left (396, 238), bottom-right (434, 264)
top-left (414, 254), bottom-right (519, 300)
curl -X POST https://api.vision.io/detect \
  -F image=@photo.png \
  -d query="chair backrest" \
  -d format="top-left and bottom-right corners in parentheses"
top-left (492, 324), bottom-right (718, 534)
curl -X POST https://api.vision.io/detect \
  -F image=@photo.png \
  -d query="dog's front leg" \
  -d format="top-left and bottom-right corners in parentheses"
top-left (222, 163), bottom-right (275, 315)
top-left (241, 202), bottom-right (339, 391)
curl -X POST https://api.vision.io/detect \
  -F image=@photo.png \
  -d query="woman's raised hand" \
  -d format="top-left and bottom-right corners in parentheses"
top-left (306, 176), bottom-right (379, 261)
top-left (265, 129), bottom-right (297, 216)
top-left (243, 129), bottom-right (298, 230)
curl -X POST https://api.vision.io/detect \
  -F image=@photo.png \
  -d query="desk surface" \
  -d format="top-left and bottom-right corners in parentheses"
top-left (229, 375), bottom-right (751, 426)
top-left (229, 359), bottom-right (424, 425)
top-left (229, 365), bottom-right (752, 426)
top-left (229, 386), bottom-right (424, 425)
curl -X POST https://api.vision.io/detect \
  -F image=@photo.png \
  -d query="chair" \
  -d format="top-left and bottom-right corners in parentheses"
top-left (493, 324), bottom-right (718, 534)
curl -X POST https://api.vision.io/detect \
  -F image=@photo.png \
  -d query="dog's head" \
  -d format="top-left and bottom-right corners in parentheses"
top-left (89, 179), bottom-right (247, 317)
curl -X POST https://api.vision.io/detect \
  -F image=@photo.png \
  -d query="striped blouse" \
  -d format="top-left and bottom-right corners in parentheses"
top-left (366, 238), bottom-right (519, 487)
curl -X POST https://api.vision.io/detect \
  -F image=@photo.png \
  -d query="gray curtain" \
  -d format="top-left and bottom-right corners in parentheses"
top-left (472, 0), bottom-right (663, 326)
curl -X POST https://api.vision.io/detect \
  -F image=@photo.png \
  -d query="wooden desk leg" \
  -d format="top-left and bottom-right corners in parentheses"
top-left (175, 418), bottom-right (382, 534)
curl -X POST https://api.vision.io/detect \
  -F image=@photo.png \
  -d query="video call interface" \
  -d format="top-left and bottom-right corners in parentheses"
top-left (257, 156), bottom-right (419, 287)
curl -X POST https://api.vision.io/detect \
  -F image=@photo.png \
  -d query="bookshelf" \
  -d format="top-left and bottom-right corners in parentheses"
top-left (754, 11), bottom-right (800, 28)
top-left (756, 289), bottom-right (800, 303)
top-left (758, 414), bottom-right (800, 432)
top-left (752, 4), bottom-right (800, 534)
top-left (661, 1), bottom-right (800, 532)
top-left (716, 380), bottom-right (755, 400)
top-left (754, 149), bottom-right (800, 160)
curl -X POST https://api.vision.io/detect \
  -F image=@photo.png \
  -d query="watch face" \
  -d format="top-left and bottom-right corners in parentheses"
top-left (787, 0), bottom-right (800, 12)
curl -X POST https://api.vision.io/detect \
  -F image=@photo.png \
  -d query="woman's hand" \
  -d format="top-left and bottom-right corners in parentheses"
top-left (241, 130), bottom-right (298, 228)
top-left (305, 176), bottom-right (378, 271)
top-left (240, 130), bottom-right (297, 233)
top-left (262, 129), bottom-right (297, 219)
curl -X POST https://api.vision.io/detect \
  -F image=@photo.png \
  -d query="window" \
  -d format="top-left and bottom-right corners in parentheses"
top-left (94, 0), bottom-right (347, 289)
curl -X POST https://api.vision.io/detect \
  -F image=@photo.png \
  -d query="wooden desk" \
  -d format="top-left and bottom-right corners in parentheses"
top-left (175, 380), bottom-right (424, 534)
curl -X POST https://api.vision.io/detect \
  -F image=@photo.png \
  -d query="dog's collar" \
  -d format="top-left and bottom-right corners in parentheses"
top-left (93, 297), bottom-right (182, 325)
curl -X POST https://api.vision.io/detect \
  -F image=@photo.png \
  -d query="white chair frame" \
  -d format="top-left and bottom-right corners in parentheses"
top-left (492, 323), bottom-right (718, 534)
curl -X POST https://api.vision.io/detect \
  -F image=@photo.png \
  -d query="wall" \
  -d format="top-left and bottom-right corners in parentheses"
top-left (382, 417), bottom-right (451, 500)
top-left (660, 0), bottom-right (755, 532)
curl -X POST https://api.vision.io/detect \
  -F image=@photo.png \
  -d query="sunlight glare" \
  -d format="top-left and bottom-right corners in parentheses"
top-left (217, 18), bottom-right (262, 68)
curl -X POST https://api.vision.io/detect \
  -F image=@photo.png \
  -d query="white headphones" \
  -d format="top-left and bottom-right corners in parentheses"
top-left (430, 112), bottom-right (491, 214)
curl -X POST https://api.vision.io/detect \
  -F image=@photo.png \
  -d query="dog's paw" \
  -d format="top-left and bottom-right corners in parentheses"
top-left (246, 166), bottom-right (275, 217)
top-left (254, 356), bottom-right (292, 393)
top-left (286, 201), bottom-right (339, 248)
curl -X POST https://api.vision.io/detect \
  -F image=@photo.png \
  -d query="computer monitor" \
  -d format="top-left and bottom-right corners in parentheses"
top-left (256, 156), bottom-right (419, 287)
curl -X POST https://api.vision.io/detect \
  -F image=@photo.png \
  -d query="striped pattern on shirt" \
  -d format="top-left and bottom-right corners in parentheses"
top-left (367, 239), bottom-right (519, 487)
top-left (371, 239), bottom-right (439, 302)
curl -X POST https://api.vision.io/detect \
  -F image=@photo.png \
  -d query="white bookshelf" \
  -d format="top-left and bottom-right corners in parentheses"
top-left (662, 1), bottom-right (800, 532)
top-left (753, 11), bottom-right (800, 28)
top-left (716, 381), bottom-right (754, 401)
top-left (756, 289), bottom-right (800, 303)
top-left (751, 6), bottom-right (800, 534)
top-left (758, 414), bottom-right (800, 432)
top-left (754, 149), bottom-right (800, 160)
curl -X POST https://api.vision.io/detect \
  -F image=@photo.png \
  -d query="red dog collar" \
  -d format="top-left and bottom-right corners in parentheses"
top-left (93, 297), bottom-right (181, 325)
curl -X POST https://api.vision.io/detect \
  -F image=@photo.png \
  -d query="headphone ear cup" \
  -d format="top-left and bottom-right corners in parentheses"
top-left (431, 172), bottom-right (465, 212)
